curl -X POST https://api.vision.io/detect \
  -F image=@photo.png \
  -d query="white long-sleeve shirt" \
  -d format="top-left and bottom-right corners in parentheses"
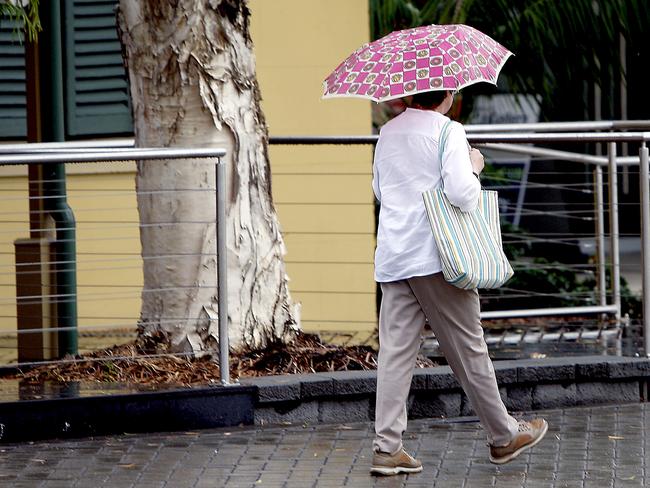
top-left (372, 108), bottom-right (480, 282)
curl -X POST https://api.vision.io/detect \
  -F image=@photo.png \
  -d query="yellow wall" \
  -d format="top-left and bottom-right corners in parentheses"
top-left (0, 166), bottom-right (142, 337)
top-left (66, 172), bottom-right (141, 329)
top-left (250, 0), bottom-right (376, 334)
top-left (0, 1), bottom-right (375, 342)
top-left (0, 176), bottom-right (30, 331)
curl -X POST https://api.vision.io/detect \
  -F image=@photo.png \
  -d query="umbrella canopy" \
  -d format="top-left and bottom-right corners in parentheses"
top-left (323, 24), bottom-right (513, 103)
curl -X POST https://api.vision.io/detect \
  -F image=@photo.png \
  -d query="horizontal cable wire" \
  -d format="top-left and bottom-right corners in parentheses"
top-left (0, 253), bottom-right (220, 276)
top-left (504, 232), bottom-right (639, 237)
top-left (271, 172), bottom-right (372, 176)
top-left (0, 314), bottom-right (204, 321)
top-left (0, 189), bottom-right (216, 204)
top-left (282, 231), bottom-right (375, 235)
top-left (504, 202), bottom-right (637, 207)
top-left (300, 319), bottom-right (377, 324)
top-left (2, 260), bottom-right (635, 277)
top-left (483, 178), bottom-right (598, 194)
top-left (18, 259), bottom-right (378, 273)
top-left (0, 186), bottom-right (217, 193)
top-left (275, 202), bottom-right (373, 206)
top-left (479, 292), bottom-right (601, 300)
top-left (502, 237), bottom-right (586, 245)
top-left (0, 286), bottom-right (221, 304)
top-left (0, 317), bottom-right (621, 336)
top-left (0, 221), bottom-right (218, 235)
top-left (0, 251), bottom-right (218, 260)
top-left (5, 289), bottom-right (385, 306)
top-left (1, 318), bottom-right (216, 335)
top-left (0, 348), bottom-right (227, 370)
top-left (0, 171), bottom-right (635, 181)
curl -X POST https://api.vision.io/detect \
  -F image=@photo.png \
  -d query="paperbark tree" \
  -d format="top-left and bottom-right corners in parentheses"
top-left (117, 0), bottom-right (298, 353)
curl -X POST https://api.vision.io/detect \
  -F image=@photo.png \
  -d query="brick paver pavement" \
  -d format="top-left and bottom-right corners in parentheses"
top-left (0, 403), bottom-right (647, 488)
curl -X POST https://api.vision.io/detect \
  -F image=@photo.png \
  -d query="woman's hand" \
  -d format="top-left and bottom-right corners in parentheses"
top-left (469, 148), bottom-right (484, 175)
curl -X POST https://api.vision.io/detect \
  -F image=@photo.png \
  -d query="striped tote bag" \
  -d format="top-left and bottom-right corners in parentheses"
top-left (422, 120), bottom-right (514, 290)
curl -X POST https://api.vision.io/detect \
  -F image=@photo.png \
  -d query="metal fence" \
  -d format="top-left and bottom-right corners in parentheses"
top-left (0, 122), bottom-right (649, 386)
top-left (0, 148), bottom-right (232, 383)
top-left (270, 128), bottom-right (650, 359)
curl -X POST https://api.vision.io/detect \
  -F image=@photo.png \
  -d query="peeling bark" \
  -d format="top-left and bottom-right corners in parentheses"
top-left (117, 0), bottom-right (298, 353)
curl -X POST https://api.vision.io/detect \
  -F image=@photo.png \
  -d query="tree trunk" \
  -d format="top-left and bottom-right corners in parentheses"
top-left (117, 0), bottom-right (298, 353)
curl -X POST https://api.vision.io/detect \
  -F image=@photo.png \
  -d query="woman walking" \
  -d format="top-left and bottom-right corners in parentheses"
top-left (370, 90), bottom-right (548, 476)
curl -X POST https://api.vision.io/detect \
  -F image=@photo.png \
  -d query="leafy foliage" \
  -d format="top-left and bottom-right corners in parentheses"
top-left (0, 0), bottom-right (41, 41)
top-left (480, 219), bottom-right (641, 318)
top-left (369, 0), bottom-right (649, 120)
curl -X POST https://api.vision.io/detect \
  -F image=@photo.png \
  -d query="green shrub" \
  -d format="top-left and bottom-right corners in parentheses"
top-left (481, 220), bottom-right (641, 318)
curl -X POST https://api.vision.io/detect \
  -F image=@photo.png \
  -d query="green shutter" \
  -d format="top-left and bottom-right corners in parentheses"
top-left (63, 0), bottom-right (133, 137)
top-left (0, 19), bottom-right (27, 139)
top-left (0, 3), bottom-right (132, 140)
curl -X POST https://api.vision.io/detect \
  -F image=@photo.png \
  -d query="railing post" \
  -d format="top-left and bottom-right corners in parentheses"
top-left (594, 166), bottom-right (607, 307)
top-left (639, 141), bottom-right (650, 358)
top-left (216, 158), bottom-right (230, 384)
top-left (608, 142), bottom-right (621, 320)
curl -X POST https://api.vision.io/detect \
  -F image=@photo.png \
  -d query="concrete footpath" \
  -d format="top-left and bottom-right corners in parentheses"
top-left (0, 402), bottom-right (647, 488)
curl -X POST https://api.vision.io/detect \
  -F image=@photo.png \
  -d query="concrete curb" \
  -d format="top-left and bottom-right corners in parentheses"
top-left (240, 356), bottom-right (650, 426)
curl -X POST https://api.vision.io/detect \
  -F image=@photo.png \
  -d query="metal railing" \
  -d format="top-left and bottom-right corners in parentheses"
top-left (0, 121), bottom-right (649, 375)
top-left (268, 129), bottom-right (650, 357)
top-left (0, 147), bottom-right (232, 383)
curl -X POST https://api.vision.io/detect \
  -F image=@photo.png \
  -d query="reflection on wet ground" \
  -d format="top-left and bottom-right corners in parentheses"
top-left (0, 378), bottom-right (185, 403)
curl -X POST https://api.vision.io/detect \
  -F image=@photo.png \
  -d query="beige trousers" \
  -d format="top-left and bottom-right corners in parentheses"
top-left (373, 272), bottom-right (518, 455)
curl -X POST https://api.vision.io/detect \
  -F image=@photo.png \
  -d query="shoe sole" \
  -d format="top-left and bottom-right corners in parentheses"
top-left (489, 420), bottom-right (549, 465)
top-left (370, 465), bottom-right (423, 476)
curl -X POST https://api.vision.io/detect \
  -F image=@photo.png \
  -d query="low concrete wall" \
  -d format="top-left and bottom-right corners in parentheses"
top-left (0, 384), bottom-right (256, 443)
top-left (1, 355), bottom-right (648, 442)
top-left (241, 356), bottom-right (650, 426)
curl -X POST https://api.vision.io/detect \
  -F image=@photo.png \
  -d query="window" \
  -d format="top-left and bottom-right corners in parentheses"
top-left (0, 0), bottom-right (133, 140)
top-left (0, 19), bottom-right (27, 138)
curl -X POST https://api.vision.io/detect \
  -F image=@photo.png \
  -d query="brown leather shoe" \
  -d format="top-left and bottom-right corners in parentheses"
top-left (370, 448), bottom-right (423, 476)
top-left (489, 418), bottom-right (548, 465)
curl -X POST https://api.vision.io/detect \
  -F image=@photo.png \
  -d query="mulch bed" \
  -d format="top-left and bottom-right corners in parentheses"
top-left (6, 332), bottom-right (436, 386)
top-left (4, 317), bottom-right (614, 386)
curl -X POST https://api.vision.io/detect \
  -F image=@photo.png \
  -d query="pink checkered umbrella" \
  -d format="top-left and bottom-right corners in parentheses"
top-left (323, 24), bottom-right (513, 102)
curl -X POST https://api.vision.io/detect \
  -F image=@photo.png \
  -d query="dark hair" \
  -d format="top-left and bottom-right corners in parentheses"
top-left (410, 90), bottom-right (450, 109)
